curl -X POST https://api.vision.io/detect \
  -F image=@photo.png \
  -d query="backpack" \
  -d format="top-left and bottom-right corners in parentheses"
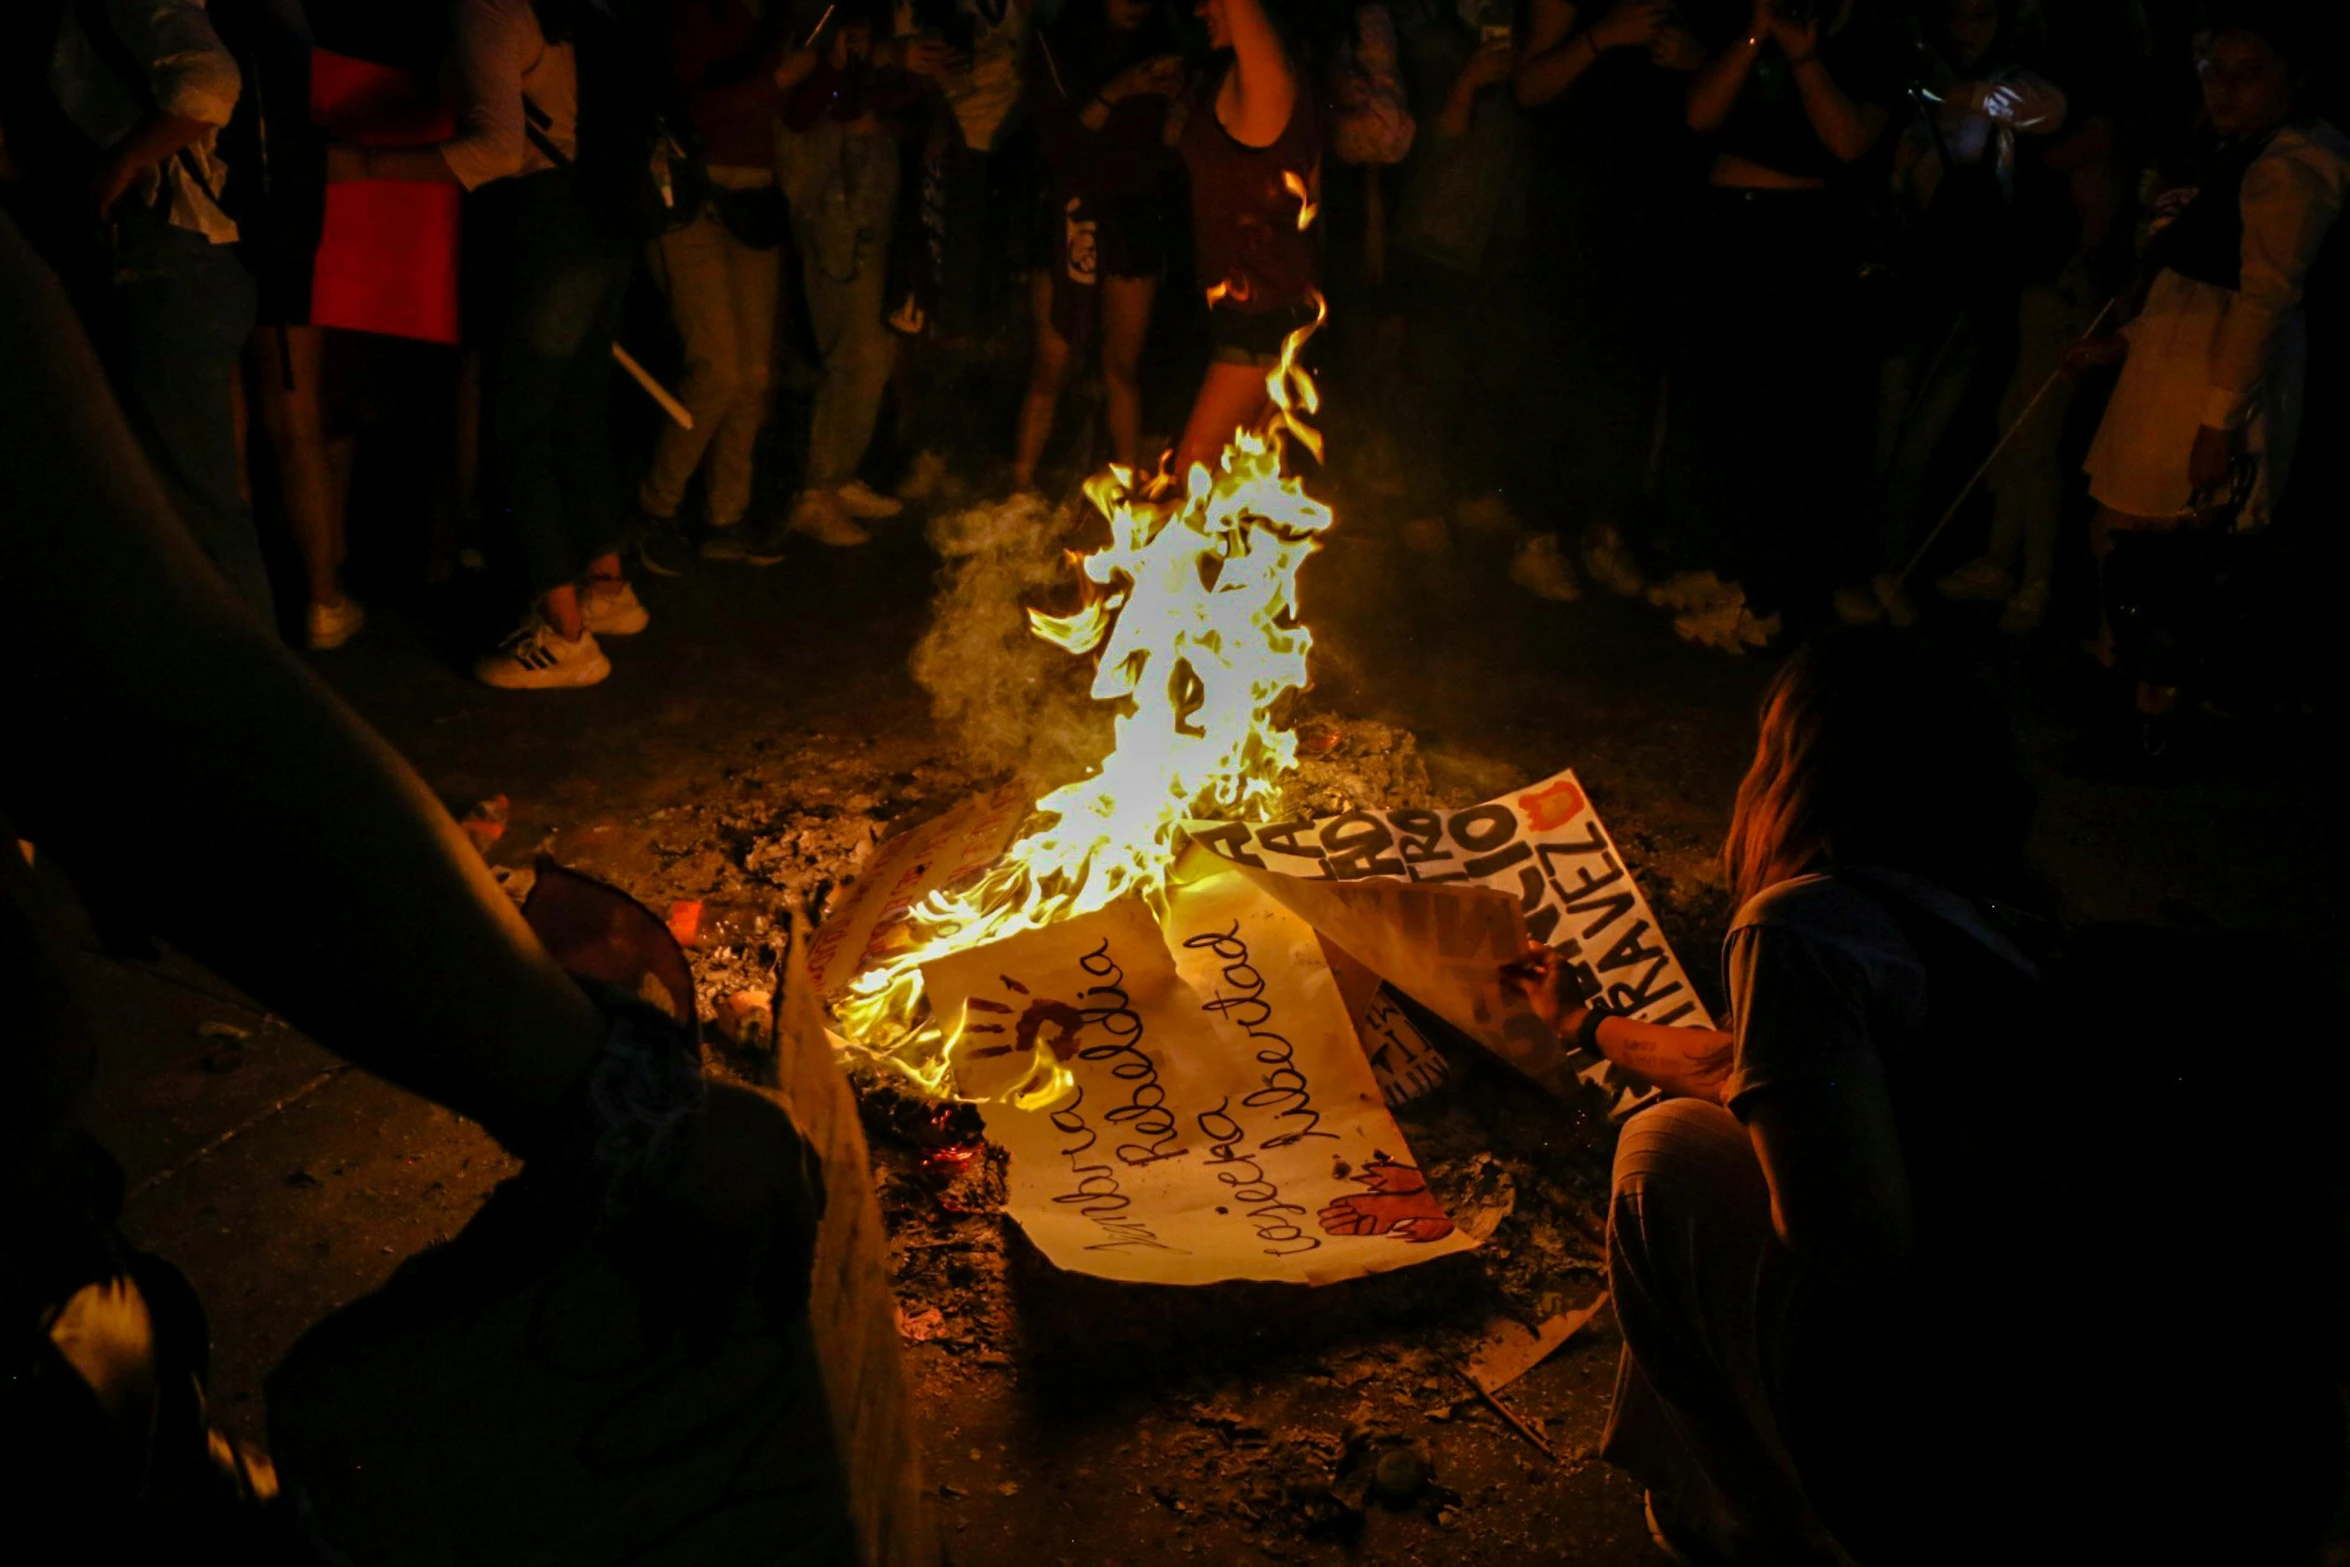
top-left (524, 0), bottom-right (708, 242)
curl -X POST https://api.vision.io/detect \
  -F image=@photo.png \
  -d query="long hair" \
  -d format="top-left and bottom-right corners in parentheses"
top-left (1723, 629), bottom-right (2037, 909)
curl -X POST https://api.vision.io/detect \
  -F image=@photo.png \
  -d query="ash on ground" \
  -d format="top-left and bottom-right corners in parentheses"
top-left (480, 710), bottom-right (1726, 1558)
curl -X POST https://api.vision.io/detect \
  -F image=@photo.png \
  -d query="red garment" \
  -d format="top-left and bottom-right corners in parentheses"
top-left (1178, 71), bottom-right (1321, 314)
top-left (668, 0), bottom-right (784, 166)
top-left (308, 50), bottom-right (461, 344)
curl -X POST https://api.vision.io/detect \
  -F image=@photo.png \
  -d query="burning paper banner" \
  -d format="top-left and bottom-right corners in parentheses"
top-left (921, 864), bottom-right (1477, 1285)
top-left (1190, 768), bottom-right (1712, 1118)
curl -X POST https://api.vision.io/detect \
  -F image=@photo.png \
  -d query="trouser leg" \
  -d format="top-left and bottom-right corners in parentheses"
top-left (704, 229), bottom-right (780, 526)
top-left (1601, 1099), bottom-right (1840, 1565)
top-left (113, 221), bottom-right (272, 623)
top-left (1987, 280), bottom-right (2087, 588)
top-left (798, 204), bottom-right (888, 491)
top-left (638, 208), bottom-right (739, 521)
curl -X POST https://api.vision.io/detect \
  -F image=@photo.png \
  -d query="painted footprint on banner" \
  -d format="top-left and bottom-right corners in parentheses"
top-left (1316, 1154), bottom-right (1457, 1244)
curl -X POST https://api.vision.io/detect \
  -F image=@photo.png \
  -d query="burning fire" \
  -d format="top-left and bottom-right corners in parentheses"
top-left (834, 296), bottom-right (1333, 1105)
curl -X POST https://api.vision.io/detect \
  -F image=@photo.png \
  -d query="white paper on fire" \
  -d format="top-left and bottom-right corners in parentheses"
top-left (919, 867), bottom-right (1480, 1286)
top-left (807, 781), bottom-right (1034, 997)
top-left (1188, 766), bottom-right (1713, 1119)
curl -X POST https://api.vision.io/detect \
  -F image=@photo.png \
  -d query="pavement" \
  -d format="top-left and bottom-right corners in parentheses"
top-left (65, 466), bottom-right (2350, 1564)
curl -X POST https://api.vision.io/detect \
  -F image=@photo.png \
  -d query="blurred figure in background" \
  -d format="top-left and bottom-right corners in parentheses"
top-left (642, 0), bottom-right (793, 568)
top-left (777, 1), bottom-right (914, 544)
top-left (1514, 0), bottom-right (1706, 601)
top-left (1931, 0), bottom-right (2152, 635)
top-left (1170, 0), bottom-right (1321, 479)
top-left (49, 0), bottom-right (275, 622)
top-left (1653, 0), bottom-right (1904, 654)
top-left (1840, 0), bottom-right (2066, 629)
top-left (2077, 2), bottom-right (2347, 737)
top-left (1013, 0), bottom-right (1187, 491)
top-left (324, 0), bottom-right (661, 691)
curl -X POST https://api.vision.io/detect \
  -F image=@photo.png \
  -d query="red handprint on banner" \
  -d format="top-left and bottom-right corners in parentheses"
top-left (1316, 1155), bottom-right (1457, 1244)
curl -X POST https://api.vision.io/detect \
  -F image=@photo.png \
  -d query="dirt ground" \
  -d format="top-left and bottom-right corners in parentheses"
top-left (70, 420), bottom-right (2350, 1563)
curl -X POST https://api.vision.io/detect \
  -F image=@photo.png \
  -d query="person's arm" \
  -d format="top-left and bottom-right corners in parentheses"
top-left (1220, 0), bottom-right (1297, 149)
top-left (1505, 943), bottom-right (1734, 1101)
top-left (1687, 0), bottom-right (1770, 132)
top-left (2193, 144), bottom-right (2348, 488)
top-left (1776, 12), bottom-right (1885, 164)
top-left (89, 0), bottom-right (241, 213)
top-left (1435, 36), bottom-right (1515, 138)
top-left (1516, 0), bottom-right (1673, 108)
top-left (433, 0), bottom-right (535, 188)
top-left (0, 215), bottom-right (601, 1155)
top-left (1742, 1073), bottom-right (1913, 1283)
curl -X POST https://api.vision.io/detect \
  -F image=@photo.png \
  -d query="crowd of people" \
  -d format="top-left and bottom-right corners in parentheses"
top-left (2, 0), bottom-right (2342, 730)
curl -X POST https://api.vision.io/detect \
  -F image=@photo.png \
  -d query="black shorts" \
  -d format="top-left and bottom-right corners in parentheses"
top-left (1206, 300), bottom-right (1317, 366)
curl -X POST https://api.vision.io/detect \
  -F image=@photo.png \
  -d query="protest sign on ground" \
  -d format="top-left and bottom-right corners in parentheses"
top-left (921, 869), bottom-right (1477, 1285)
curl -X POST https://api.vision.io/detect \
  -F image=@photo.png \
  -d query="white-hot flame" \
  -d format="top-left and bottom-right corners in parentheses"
top-left (834, 297), bottom-right (1332, 1103)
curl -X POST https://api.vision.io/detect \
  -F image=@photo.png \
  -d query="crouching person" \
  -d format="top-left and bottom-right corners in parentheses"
top-left (1510, 628), bottom-right (2345, 1566)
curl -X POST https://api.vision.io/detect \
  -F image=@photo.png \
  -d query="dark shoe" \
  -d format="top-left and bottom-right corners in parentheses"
top-left (630, 511), bottom-right (692, 578)
top-left (700, 519), bottom-right (789, 566)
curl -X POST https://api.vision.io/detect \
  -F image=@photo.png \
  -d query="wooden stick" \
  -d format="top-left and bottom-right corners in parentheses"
top-left (1456, 1362), bottom-right (1556, 1460)
top-left (610, 342), bottom-right (693, 430)
top-left (803, 3), bottom-right (835, 47)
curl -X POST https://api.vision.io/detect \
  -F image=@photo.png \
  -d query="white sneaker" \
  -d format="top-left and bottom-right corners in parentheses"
top-left (1509, 532), bottom-right (1583, 601)
top-left (788, 490), bottom-right (871, 547)
top-left (474, 618), bottom-right (611, 689)
top-left (1833, 583), bottom-right (1883, 626)
top-left (1647, 569), bottom-right (1740, 613)
top-left (580, 577), bottom-right (649, 636)
top-left (834, 480), bottom-right (904, 520)
top-left (1935, 556), bottom-right (2015, 603)
top-left (1581, 527), bottom-right (1647, 598)
top-left (306, 597), bottom-right (366, 650)
top-left (1674, 601), bottom-right (1749, 654)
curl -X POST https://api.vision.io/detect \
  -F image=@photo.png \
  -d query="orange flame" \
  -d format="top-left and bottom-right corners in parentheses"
top-left (1283, 169), bottom-right (1319, 233)
top-left (835, 293), bottom-right (1334, 1103)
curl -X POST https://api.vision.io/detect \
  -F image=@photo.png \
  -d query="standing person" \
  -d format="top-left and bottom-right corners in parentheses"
top-left (324, 0), bottom-right (659, 690)
top-left (1514, 0), bottom-right (1706, 601)
top-left (1171, 0), bottom-right (1322, 481)
top-left (2077, 4), bottom-right (2347, 729)
top-left (1012, 0), bottom-right (1187, 492)
top-left (222, 0), bottom-right (363, 650)
top-left (1931, 0), bottom-right (2152, 635)
top-left (641, 0), bottom-right (793, 567)
top-left (1840, 0), bottom-right (2067, 628)
top-left (917, 0), bottom-right (1038, 346)
top-left (1651, 0), bottom-right (1903, 653)
top-left (776, 3), bottom-right (914, 544)
top-left (1386, 1), bottom-right (1537, 541)
top-left (49, 0), bottom-right (275, 623)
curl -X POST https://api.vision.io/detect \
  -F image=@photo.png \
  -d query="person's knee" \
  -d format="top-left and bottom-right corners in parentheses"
top-left (1101, 343), bottom-right (1143, 393)
top-left (1611, 1098), bottom-right (1751, 1213)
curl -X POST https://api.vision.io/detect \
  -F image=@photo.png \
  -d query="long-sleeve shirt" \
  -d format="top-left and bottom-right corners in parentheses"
top-left (50, 0), bottom-right (243, 243)
top-left (440, 0), bottom-right (577, 191)
top-left (2202, 121), bottom-right (2350, 430)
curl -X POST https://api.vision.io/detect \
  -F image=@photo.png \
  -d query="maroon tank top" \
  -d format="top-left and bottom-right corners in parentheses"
top-left (1179, 67), bottom-right (1321, 314)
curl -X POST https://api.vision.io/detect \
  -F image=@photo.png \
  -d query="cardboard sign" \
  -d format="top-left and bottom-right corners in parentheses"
top-left (921, 870), bottom-right (1477, 1286)
top-left (1190, 768), bottom-right (1710, 1117)
top-left (806, 782), bottom-right (1034, 997)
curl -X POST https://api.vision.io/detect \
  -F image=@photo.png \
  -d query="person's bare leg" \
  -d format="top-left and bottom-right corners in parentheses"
top-left (1100, 275), bottom-right (1157, 472)
top-left (1014, 269), bottom-right (1072, 492)
top-left (541, 582), bottom-right (585, 641)
top-left (248, 325), bottom-right (346, 609)
top-left (1172, 358), bottom-right (1272, 482)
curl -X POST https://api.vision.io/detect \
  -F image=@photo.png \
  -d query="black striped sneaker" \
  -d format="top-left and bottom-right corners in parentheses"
top-left (473, 618), bottom-right (611, 690)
